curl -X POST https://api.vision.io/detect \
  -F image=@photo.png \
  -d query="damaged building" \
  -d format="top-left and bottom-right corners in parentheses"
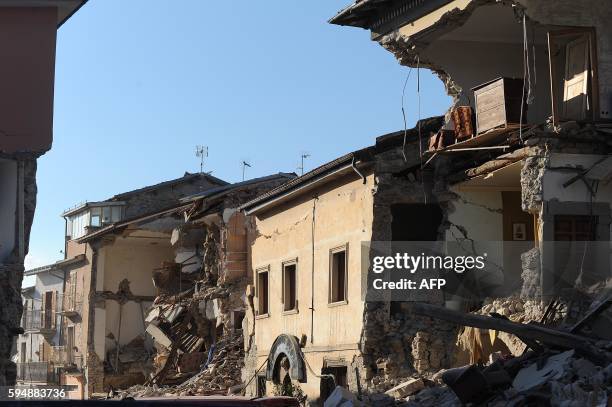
top-left (71, 173), bottom-right (294, 399)
top-left (56, 172), bottom-right (228, 398)
top-left (234, 0), bottom-right (612, 404)
top-left (0, 0), bottom-right (86, 386)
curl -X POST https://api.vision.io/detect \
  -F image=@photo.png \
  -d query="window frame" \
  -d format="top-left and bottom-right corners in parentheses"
top-left (547, 27), bottom-right (600, 125)
top-left (255, 265), bottom-right (270, 318)
top-left (281, 258), bottom-right (299, 314)
top-left (328, 243), bottom-right (349, 306)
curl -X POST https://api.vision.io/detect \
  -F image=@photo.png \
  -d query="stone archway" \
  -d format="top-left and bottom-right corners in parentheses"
top-left (265, 334), bottom-right (306, 383)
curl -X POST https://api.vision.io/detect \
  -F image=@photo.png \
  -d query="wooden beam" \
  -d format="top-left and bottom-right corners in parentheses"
top-left (405, 302), bottom-right (609, 362)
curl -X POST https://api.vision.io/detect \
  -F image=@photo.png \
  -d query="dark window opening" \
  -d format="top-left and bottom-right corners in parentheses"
top-left (391, 204), bottom-right (443, 241)
top-left (320, 366), bottom-right (348, 401)
top-left (257, 270), bottom-right (269, 315)
top-left (256, 375), bottom-right (266, 398)
top-left (283, 263), bottom-right (297, 311)
top-left (330, 249), bottom-right (347, 303)
top-left (233, 311), bottom-right (245, 331)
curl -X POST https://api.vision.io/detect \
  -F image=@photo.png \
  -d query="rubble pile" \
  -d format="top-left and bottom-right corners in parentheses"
top-left (376, 292), bottom-right (612, 407)
top-left (119, 332), bottom-right (244, 398)
top-left (398, 346), bottom-right (612, 407)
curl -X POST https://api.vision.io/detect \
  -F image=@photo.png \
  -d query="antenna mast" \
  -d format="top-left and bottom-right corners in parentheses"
top-left (298, 153), bottom-right (310, 176)
top-left (242, 161), bottom-right (251, 181)
top-left (195, 145), bottom-right (208, 173)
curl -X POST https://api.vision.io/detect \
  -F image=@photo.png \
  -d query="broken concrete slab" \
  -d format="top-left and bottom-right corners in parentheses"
top-left (324, 386), bottom-right (362, 407)
top-left (512, 350), bottom-right (574, 393)
top-left (146, 323), bottom-right (173, 349)
top-left (385, 378), bottom-right (425, 398)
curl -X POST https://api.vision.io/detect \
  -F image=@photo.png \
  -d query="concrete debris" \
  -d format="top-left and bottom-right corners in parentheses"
top-left (378, 292), bottom-right (612, 407)
top-left (119, 332), bottom-right (244, 398)
top-left (384, 378), bottom-right (425, 398)
top-left (324, 386), bottom-right (362, 407)
top-left (512, 350), bottom-right (575, 392)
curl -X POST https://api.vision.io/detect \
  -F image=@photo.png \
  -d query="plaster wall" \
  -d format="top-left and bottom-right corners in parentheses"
top-left (101, 238), bottom-right (173, 349)
top-left (250, 173), bottom-right (375, 397)
top-left (0, 7), bottom-right (57, 154)
top-left (543, 154), bottom-right (612, 206)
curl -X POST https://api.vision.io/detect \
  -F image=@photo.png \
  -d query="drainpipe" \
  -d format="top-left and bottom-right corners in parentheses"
top-left (351, 157), bottom-right (366, 184)
top-left (310, 196), bottom-right (318, 344)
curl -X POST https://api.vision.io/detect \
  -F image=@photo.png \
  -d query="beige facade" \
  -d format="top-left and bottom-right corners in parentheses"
top-left (247, 172), bottom-right (374, 398)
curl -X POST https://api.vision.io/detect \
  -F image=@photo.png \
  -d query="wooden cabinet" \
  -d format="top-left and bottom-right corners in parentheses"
top-left (473, 77), bottom-right (526, 134)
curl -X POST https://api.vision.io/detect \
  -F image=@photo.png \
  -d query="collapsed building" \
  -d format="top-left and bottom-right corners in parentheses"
top-left (0, 0), bottom-right (86, 386)
top-left (56, 172), bottom-right (228, 398)
top-left (232, 0), bottom-right (612, 404)
top-left (95, 173), bottom-right (294, 399)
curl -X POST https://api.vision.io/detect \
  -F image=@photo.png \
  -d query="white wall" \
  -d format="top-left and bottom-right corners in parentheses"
top-left (446, 189), bottom-right (505, 287)
top-left (543, 154), bottom-right (612, 205)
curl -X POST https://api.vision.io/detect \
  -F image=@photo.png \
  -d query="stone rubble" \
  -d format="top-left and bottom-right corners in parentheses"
top-left (119, 331), bottom-right (244, 398)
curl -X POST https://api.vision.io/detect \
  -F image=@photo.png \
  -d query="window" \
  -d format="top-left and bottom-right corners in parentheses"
top-left (90, 207), bottom-right (101, 227)
top-left (282, 261), bottom-right (297, 312)
top-left (554, 215), bottom-right (597, 241)
top-left (548, 28), bottom-right (599, 123)
top-left (67, 205), bottom-right (124, 239)
top-left (256, 267), bottom-right (269, 316)
top-left (329, 246), bottom-right (348, 304)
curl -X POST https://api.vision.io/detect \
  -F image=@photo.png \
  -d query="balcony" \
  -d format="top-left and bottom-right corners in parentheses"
top-left (21, 310), bottom-right (55, 336)
top-left (16, 362), bottom-right (59, 385)
top-left (50, 346), bottom-right (83, 372)
top-left (59, 293), bottom-right (82, 318)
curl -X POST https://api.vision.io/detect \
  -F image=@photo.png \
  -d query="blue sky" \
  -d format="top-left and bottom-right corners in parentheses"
top-left (25, 0), bottom-right (451, 278)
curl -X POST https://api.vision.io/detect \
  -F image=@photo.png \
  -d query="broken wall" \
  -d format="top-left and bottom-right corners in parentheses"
top-left (519, 0), bottom-right (612, 119)
top-left (99, 236), bottom-right (173, 351)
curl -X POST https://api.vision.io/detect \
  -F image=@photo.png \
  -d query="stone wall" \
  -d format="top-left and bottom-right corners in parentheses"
top-left (0, 157), bottom-right (37, 386)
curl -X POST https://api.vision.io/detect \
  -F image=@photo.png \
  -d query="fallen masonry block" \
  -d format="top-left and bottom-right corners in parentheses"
top-left (385, 378), bottom-right (425, 398)
top-left (178, 351), bottom-right (206, 373)
top-left (512, 350), bottom-right (574, 392)
top-left (324, 386), bottom-right (362, 407)
top-left (146, 323), bottom-right (173, 349)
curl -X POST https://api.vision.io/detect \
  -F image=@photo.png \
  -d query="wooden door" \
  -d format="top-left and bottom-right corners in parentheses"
top-left (562, 36), bottom-right (590, 120)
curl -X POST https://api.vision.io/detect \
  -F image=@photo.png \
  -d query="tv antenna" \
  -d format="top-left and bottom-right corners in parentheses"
top-left (195, 145), bottom-right (208, 173)
top-left (242, 161), bottom-right (251, 181)
top-left (298, 153), bottom-right (310, 176)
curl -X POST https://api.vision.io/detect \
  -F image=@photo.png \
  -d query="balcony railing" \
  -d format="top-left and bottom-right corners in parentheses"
top-left (59, 293), bottom-right (82, 317)
top-left (16, 362), bottom-right (59, 384)
top-left (50, 346), bottom-right (83, 371)
top-left (21, 310), bottom-right (55, 333)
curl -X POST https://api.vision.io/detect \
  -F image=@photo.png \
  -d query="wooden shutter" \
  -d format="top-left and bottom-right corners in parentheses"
top-left (41, 293), bottom-right (47, 329)
top-left (51, 291), bottom-right (57, 329)
top-left (563, 36), bottom-right (590, 120)
top-left (548, 28), bottom-right (599, 124)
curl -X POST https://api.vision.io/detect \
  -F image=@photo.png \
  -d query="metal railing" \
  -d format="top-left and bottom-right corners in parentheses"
top-left (16, 362), bottom-right (59, 384)
top-left (50, 346), bottom-right (83, 371)
top-left (59, 293), bottom-right (82, 314)
top-left (21, 310), bottom-right (54, 331)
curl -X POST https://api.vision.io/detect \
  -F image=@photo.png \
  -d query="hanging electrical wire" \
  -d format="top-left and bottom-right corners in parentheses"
top-left (401, 62), bottom-right (415, 162)
top-left (520, 13), bottom-right (534, 143)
